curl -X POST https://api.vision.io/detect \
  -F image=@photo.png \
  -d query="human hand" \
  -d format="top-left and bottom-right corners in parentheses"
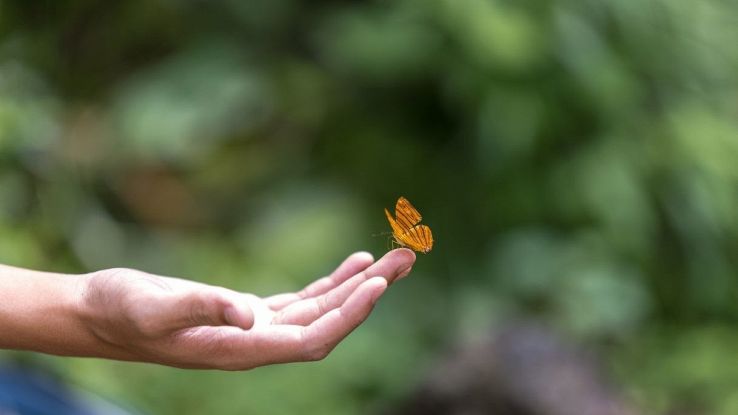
top-left (78, 249), bottom-right (415, 370)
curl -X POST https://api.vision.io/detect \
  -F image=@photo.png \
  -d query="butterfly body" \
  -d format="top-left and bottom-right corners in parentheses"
top-left (384, 197), bottom-right (433, 254)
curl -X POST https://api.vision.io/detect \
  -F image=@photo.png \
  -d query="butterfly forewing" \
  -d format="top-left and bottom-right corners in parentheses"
top-left (384, 208), bottom-right (405, 237)
top-left (394, 197), bottom-right (422, 231)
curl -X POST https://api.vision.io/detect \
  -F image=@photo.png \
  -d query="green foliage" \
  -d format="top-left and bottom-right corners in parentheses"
top-left (2, 0), bottom-right (738, 413)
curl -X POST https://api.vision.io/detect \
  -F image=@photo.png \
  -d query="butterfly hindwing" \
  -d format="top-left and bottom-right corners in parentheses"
top-left (397, 224), bottom-right (433, 253)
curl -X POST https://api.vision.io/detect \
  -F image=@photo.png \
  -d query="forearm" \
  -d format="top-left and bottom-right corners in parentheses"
top-left (0, 265), bottom-right (131, 359)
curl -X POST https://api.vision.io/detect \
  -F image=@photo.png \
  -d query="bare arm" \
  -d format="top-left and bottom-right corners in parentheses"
top-left (0, 249), bottom-right (416, 370)
top-left (0, 264), bottom-right (120, 358)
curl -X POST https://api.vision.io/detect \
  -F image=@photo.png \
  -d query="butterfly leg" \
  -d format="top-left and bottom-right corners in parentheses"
top-left (390, 238), bottom-right (404, 251)
top-left (387, 236), bottom-right (400, 251)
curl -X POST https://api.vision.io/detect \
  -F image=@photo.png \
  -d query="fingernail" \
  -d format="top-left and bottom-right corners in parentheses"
top-left (396, 266), bottom-right (413, 281)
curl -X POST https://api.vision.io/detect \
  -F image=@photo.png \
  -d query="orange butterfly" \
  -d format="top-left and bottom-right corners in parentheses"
top-left (385, 196), bottom-right (434, 253)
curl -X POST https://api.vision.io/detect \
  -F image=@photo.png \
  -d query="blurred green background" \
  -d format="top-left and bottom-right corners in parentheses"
top-left (2, 0), bottom-right (738, 414)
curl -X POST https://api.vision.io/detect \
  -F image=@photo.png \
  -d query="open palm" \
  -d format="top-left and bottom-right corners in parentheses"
top-left (81, 249), bottom-right (416, 370)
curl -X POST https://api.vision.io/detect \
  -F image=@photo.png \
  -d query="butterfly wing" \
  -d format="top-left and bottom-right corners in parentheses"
top-left (386, 197), bottom-right (433, 253)
top-left (385, 208), bottom-right (406, 237)
top-left (394, 197), bottom-right (422, 230)
top-left (396, 224), bottom-right (434, 253)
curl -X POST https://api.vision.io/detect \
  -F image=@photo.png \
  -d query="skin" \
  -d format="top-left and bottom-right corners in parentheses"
top-left (0, 249), bottom-right (416, 370)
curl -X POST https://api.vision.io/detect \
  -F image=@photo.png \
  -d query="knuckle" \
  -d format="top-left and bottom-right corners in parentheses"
top-left (188, 297), bottom-right (209, 326)
top-left (189, 291), bottom-right (227, 326)
top-left (316, 295), bottom-right (330, 315)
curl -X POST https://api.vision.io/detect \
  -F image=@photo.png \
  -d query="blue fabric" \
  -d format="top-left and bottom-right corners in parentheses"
top-left (0, 365), bottom-right (102, 415)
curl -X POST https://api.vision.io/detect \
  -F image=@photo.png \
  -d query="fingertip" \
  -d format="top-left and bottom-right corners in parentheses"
top-left (348, 251), bottom-right (375, 264)
top-left (381, 248), bottom-right (416, 281)
top-left (387, 248), bottom-right (416, 264)
top-left (366, 275), bottom-right (388, 289)
top-left (366, 277), bottom-right (388, 304)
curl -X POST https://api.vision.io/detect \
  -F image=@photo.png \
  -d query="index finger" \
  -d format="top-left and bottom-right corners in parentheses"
top-left (264, 251), bottom-right (374, 310)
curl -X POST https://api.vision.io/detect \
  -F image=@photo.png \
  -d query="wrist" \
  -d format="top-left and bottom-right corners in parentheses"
top-left (0, 265), bottom-right (132, 360)
top-left (74, 270), bottom-right (142, 361)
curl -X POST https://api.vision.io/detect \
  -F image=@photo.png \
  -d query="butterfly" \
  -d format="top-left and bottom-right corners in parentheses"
top-left (384, 196), bottom-right (434, 253)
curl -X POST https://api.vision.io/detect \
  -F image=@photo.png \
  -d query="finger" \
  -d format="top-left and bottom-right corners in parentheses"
top-left (149, 288), bottom-right (255, 334)
top-left (164, 279), bottom-right (387, 370)
top-left (298, 277), bottom-right (387, 361)
top-left (271, 248), bottom-right (415, 325)
top-left (271, 273), bottom-right (368, 325)
top-left (265, 251), bottom-right (375, 310)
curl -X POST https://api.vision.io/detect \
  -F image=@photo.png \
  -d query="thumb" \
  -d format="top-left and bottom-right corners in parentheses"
top-left (164, 288), bottom-right (255, 330)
